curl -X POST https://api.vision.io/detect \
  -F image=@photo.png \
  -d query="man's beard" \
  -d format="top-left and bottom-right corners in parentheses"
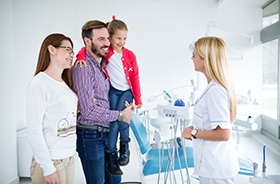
top-left (91, 42), bottom-right (108, 58)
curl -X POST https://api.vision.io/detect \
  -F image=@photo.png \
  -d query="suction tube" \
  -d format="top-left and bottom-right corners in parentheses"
top-left (262, 145), bottom-right (266, 178)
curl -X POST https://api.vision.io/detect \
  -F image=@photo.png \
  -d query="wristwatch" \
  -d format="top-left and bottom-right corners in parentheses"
top-left (118, 111), bottom-right (123, 121)
top-left (191, 129), bottom-right (197, 139)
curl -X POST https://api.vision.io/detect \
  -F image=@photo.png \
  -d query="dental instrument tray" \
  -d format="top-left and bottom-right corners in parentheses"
top-left (157, 104), bottom-right (193, 119)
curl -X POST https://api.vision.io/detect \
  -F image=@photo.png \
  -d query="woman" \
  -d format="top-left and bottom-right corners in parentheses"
top-left (26, 33), bottom-right (77, 184)
top-left (182, 36), bottom-right (239, 184)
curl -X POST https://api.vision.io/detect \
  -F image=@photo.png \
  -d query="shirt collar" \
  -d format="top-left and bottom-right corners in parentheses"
top-left (86, 50), bottom-right (106, 69)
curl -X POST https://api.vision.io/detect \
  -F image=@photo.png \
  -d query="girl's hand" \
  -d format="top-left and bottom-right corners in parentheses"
top-left (74, 60), bottom-right (87, 68)
top-left (136, 104), bottom-right (143, 109)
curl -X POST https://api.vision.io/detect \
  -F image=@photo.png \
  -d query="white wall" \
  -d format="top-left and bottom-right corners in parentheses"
top-left (11, 0), bottom-right (265, 130)
top-left (0, 1), bottom-right (19, 184)
top-left (0, 0), bottom-right (266, 182)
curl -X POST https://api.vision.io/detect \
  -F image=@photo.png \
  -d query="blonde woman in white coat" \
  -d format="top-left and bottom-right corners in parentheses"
top-left (182, 37), bottom-right (239, 184)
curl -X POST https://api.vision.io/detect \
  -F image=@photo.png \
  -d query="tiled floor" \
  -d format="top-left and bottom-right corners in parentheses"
top-left (19, 130), bottom-right (280, 184)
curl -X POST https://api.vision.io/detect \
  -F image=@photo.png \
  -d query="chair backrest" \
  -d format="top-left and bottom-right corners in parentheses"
top-left (130, 113), bottom-right (150, 155)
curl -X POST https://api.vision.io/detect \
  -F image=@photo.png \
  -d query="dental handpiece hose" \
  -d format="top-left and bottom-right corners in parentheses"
top-left (262, 145), bottom-right (266, 178)
top-left (163, 90), bottom-right (172, 103)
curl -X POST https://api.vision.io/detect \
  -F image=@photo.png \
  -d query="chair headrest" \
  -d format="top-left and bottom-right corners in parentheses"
top-left (130, 113), bottom-right (149, 154)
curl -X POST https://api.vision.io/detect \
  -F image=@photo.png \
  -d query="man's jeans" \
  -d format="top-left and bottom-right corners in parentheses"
top-left (76, 126), bottom-right (109, 184)
top-left (108, 86), bottom-right (133, 152)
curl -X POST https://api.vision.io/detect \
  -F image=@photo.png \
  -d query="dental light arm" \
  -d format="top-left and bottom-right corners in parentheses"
top-left (147, 79), bottom-right (197, 103)
top-left (205, 21), bottom-right (254, 45)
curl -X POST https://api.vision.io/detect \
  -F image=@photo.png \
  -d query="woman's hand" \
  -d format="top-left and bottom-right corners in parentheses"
top-left (182, 125), bottom-right (230, 141)
top-left (44, 171), bottom-right (60, 184)
top-left (182, 125), bottom-right (194, 140)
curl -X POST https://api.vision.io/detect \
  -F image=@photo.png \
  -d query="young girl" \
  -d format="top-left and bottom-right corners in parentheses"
top-left (76, 16), bottom-right (142, 176)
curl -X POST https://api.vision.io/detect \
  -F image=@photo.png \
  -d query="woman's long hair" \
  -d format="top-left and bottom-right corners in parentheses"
top-left (34, 33), bottom-right (73, 89)
top-left (194, 36), bottom-right (236, 123)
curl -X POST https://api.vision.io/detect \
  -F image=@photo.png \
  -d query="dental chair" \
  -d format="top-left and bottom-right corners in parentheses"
top-left (130, 113), bottom-right (255, 184)
top-left (130, 113), bottom-right (194, 184)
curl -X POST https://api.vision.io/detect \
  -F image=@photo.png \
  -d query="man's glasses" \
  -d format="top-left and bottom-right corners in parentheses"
top-left (57, 46), bottom-right (74, 55)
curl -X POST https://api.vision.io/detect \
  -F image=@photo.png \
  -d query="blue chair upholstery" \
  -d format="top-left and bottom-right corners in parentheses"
top-left (143, 147), bottom-right (194, 176)
top-left (130, 113), bottom-right (150, 155)
top-left (146, 147), bottom-right (194, 166)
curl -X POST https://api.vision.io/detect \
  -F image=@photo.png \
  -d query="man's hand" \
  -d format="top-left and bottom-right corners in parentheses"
top-left (122, 101), bottom-right (136, 124)
top-left (74, 60), bottom-right (87, 68)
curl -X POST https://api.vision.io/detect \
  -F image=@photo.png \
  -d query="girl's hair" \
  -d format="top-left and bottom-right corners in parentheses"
top-left (34, 33), bottom-right (74, 89)
top-left (106, 18), bottom-right (128, 36)
top-left (194, 36), bottom-right (236, 123)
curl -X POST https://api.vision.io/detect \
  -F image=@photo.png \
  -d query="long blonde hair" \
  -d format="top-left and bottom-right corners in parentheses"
top-left (194, 36), bottom-right (236, 123)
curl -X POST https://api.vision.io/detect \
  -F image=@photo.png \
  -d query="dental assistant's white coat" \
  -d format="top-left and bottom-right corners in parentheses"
top-left (192, 80), bottom-right (239, 179)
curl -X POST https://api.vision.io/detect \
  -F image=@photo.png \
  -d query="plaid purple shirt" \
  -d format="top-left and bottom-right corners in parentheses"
top-left (72, 51), bottom-right (118, 128)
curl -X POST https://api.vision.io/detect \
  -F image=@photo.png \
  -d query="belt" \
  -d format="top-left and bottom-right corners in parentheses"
top-left (77, 124), bottom-right (110, 133)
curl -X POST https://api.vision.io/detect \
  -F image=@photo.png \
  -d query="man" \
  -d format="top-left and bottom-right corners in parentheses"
top-left (72, 20), bottom-right (135, 184)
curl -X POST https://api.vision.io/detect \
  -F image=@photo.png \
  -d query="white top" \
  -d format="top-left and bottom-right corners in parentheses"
top-left (192, 80), bottom-right (239, 179)
top-left (26, 72), bottom-right (77, 176)
top-left (106, 51), bottom-right (130, 90)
